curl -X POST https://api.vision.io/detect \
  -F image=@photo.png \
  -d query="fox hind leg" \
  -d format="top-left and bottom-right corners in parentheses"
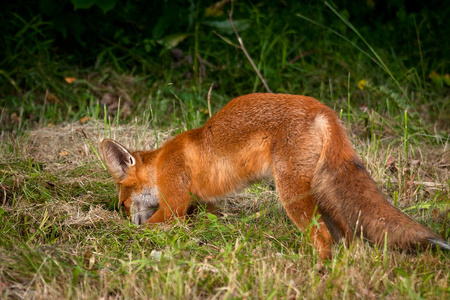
top-left (272, 150), bottom-right (334, 259)
top-left (274, 173), bottom-right (333, 259)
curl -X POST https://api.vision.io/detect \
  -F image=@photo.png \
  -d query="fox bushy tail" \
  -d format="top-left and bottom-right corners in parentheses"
top-left (311, 110), bottom-right (449, 251)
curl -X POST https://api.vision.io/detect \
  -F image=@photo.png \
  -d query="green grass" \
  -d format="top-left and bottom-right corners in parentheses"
top-left (2, 1), bottom-right (449, 134)
top-left (0, 113), bottom-right (449, 298)
top-left (1, 1), bottom-right (449, 298)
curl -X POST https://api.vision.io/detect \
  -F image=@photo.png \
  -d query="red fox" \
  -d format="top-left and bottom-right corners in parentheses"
top-left (102, 93), bottom-right (449, 259)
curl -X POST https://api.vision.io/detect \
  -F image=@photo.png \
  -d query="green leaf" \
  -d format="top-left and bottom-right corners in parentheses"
top-left (203, 19), bottom-right (250, 35)
top-left (95, 0), bottom-right (117, 13)
top-left (405, 201), bottom-right (449, 212)
top-left (206, 213), bottom-right (218, 221)
top-left (157, 33), bottom-right (190, 49)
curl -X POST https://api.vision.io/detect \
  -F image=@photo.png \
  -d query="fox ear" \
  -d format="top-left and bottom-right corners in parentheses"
top-left (101, 139), bottom-right (136, 181)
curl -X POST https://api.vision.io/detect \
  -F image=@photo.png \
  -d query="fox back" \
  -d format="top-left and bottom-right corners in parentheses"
top-left (102, 93), bottom-right (449, 259)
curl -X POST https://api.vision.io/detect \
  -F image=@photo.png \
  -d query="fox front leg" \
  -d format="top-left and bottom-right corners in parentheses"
top-left (143, 175), bottom-right (192, 224)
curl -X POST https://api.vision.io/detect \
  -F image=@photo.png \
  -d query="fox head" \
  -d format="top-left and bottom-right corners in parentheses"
top-left (101, 139), bottom-right (159, 224)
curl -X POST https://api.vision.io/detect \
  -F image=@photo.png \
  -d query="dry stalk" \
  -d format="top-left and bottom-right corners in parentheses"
top-left (228, 8), bottom-right (272, 93)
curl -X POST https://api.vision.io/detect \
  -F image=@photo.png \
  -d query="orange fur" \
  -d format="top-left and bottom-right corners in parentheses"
top-left (101, 93), bottom-right (448, 259)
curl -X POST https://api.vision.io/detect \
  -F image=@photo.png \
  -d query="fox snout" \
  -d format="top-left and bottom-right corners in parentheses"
top-left (131, 206), bottom-right (158, 225)
top-left (129, 188), bottom-right (160, 225)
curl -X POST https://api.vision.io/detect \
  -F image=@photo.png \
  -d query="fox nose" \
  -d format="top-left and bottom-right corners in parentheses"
top-left (131, 214), bottom-right (145, 225)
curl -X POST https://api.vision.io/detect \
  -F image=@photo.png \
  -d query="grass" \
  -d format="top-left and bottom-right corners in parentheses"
top-left (1, 1), bottom-right (449, 298)
top-left (0, 113), bottom-right (449, 298)
top-left (2, 2), bottom-right (449, 132)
